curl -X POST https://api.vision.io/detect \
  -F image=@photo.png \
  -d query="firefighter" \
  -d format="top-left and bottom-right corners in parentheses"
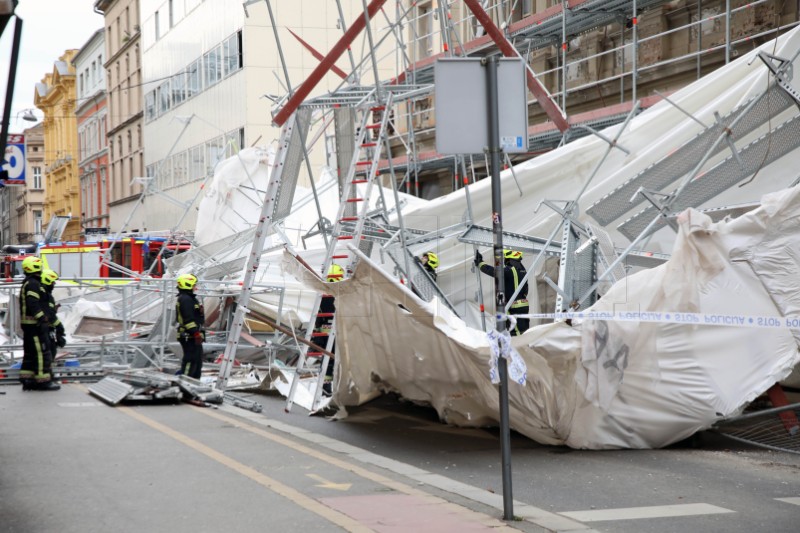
top-left (474, 249), bottom-right (530, 336)
top-left (41, 269), bottom-right (67, 362)
top-left (175, 273), bottom-right (205, 379)
top-left (317, 264), bottom-right (344, 395)
top-left (418, 251), bottom-right (439, 282)
top-left (18, 256), bottom-right (59, 391)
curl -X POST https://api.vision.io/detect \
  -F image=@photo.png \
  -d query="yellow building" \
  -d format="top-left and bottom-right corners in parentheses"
top-left (34, 50), bottom-right (81, 242)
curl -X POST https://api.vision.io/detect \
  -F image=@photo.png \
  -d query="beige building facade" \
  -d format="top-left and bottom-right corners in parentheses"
top-left (137, 0), bottom-right (398, 233)
top-left (34, 50), bottom-right (82, 242)
top-left (15, 124), bottom-right (46, 244)
top-left (94, 0), bottom-right (145, 232)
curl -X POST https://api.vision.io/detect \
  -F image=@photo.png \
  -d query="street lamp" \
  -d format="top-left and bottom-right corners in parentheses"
top-left (16, 109), bottom-right (37, 122)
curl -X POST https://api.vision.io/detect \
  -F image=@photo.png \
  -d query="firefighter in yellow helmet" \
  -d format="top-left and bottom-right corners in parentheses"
top-left (317, 263), bottom-right (344, 395)
top-left (418, 251), bottom-right (439, 282)
top-left (18, 256), bottom-right (59, 390)
top-left (175, 273), bottom-right (205, 378)
top-left (474, 249), bottom-right (530, 336)
top-left (41, 269), bottom-right (67, 362)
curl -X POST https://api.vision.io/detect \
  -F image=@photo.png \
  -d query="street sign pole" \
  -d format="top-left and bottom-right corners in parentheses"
top-left (484, 55), bottom-right (513, 521)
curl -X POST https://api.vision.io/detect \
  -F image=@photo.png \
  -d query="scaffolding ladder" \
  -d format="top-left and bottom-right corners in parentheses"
top-left (285, 93), bottom-right (395, 412)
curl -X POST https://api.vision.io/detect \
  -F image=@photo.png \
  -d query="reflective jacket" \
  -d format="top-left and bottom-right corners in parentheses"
top-left (43, 285), bottom-right (63, 331)
top-left (175, 289), bottom-right (204, 334)
top-left (19, 274), bottom-right (46, 326)
top-left (478, 258), bottom-right (528, 307)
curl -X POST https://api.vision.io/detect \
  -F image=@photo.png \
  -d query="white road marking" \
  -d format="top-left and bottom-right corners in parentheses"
top-left (775, 497), bottom-right (800, 506)
top-left (559, 503), bottom-right (735, 522)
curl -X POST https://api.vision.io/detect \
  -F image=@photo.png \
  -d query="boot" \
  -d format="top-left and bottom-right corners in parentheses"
top-left (20, 378), bottom-right (35, 391)
top-left (35, 380), bottom-right (61, 391)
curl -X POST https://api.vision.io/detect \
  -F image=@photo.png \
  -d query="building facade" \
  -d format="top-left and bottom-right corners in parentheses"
top-left (74, 28), bottom-right (110, 237)
top-left (94, 0), bottom-right (145, 232)
top-left (396, 0), bottom-right (800, 197)
top-left (34, 50), bottom-right (82, 242)
top-left (14, 124), bottom-right (46, 244)
top-left (138, 0), bottom-right (396, 232)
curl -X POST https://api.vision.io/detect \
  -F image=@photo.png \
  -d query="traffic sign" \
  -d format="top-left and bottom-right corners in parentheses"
top-left (1, 134), bottom-right (26, 186)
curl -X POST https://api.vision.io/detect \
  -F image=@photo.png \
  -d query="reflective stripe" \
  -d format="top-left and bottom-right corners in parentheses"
top-left (183, 321), bottom-right (198, 330)
top-left (26, 291), bottom-right (40, 299)
top-left (511, 266), bottom-right (519, 292)
top-left (511, 299), bottom-right (529, 309)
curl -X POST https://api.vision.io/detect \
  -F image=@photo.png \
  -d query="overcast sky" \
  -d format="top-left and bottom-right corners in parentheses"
top-left (1, 0), bottom-right (103, 130)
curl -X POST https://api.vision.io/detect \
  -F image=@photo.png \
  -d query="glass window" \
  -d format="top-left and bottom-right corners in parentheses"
top-left (145, 90), bottom-right (156, 122)
top-left (32, 167), bottom-right (42, 189)
top-left (100, 168), bottom-right (107, 216)
top-left (33, 210), bottom-right (42, 235)
top-left (204, 45), bottom-right (221, 87)
top-left (154, 10), bottom-right (160, 39)
top-left (172, 71), bottom-right (186, 106)
top-left (172, 151), bottom-right (187, 186)
top-left (158, 80), bottom-right (170, 114)
top-left (224, 32), bottom-right (242, 76)
top-left (186, 59), bottom-right (201, 98)
top-left (189, 145), bottom-right (204, 180)
top-left (159, 156), bottom-right (173, 189)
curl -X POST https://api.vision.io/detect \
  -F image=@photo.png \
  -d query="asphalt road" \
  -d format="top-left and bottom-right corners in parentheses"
top-left (248, 390), bottom-right (800, 533)
top-left (2, 382), bottom-right (798, 533)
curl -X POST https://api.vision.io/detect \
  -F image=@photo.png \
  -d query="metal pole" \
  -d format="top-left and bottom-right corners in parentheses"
top-left (334, 0), bottom-right (358, 81)
top-left (485, 55), bottom-right (513, 521)
top-left (632, 0), bottom-right (637, 103)
top-left (697, 0), bottom-right (702, 80)
top-left (725, 0), bottom-right (731, 64)
top-left (0, 17), bottom-right (23, 173)
top-left (561, 0), bottom-right (567, 110)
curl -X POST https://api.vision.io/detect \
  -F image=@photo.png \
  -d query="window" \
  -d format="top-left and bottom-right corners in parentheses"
top-left (168, 0), bottom-right (174, 28)
top-left (206, 136), bottom-right (225, 174)
top-left (33, 210), bottom-right (43, 235)
top-left (186, 59), bottom-right (201, 98)
top-left (100, 168), bottom-right (107, 216)
top-left (203, 45), bottom-right (221, 88)
top-left (157, 80), bottom-right (170, 114)
top-left (172, 151), bottom-right (187, 187)
top-left (172, 71), bottom-right (186, 106)
top-left (224, 32), bottom-right (243, 76)
top-left (154, 10), bottom-right (160, 39)
top-left (416, 4), bottom-right (433, 59)
top-left (32, 167), bottom-right (42, 189)
top-left (145, 90), bottom-right (156, 122)
top-left (189, 145), bottom-right (204, 180)
top-left (81, 179), bottom-right (88, 223)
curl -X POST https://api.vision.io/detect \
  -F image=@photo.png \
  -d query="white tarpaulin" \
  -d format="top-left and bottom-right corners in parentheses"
top-left (286, 185), bottom-right (800, 449)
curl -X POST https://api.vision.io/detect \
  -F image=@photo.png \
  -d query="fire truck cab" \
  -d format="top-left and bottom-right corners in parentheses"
top-left (0, 244), bottom-right (38, 280)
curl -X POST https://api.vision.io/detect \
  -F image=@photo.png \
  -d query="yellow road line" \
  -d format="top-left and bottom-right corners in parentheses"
top-left (195, 407), bottom-right (516, 531)
top-left (118, 405), bottom-right (372, 533)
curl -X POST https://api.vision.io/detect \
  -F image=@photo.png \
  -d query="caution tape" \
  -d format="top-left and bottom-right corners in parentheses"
top-left (511, 310), bottom-right (800, 329)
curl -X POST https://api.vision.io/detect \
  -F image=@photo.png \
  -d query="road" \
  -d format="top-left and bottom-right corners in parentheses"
top-left (1, 383), bottom-right (798, 533)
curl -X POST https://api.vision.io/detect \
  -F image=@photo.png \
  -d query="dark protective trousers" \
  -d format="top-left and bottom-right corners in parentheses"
top-left (178, 336), bottom-right (203, 379)
top-left (20, 324), bottom-right (53, 382)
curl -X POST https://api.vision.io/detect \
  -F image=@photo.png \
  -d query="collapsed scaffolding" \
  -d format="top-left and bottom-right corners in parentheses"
top-left (2, 1), bottom-right (800, 450)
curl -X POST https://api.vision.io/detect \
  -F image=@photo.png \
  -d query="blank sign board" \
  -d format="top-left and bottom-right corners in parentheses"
top-left (434, 57), bottom-right (528, 155)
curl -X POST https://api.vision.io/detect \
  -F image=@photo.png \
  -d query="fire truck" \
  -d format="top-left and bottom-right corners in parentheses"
top-left (1, 237), bottom-right (190, 281)
top-left (0, 244), bottom-right (38, 280)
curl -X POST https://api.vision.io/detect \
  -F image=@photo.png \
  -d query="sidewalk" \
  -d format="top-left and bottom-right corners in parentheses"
top-left (0, 383), bottom-right (591, 533)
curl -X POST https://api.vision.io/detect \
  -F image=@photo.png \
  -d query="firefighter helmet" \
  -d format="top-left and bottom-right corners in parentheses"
top-left (503, 249), bottom-right (523, 261)
top-left (22, 256), bottom-right (43, 274)
top-left (176, 273), bottom-right (198, 290)
top-left (41, 269), bottom-right (59, 286)
top-left (423, 251), bottom-right (439, 270)
top-left (327, 263), bottom-right (344, 283)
